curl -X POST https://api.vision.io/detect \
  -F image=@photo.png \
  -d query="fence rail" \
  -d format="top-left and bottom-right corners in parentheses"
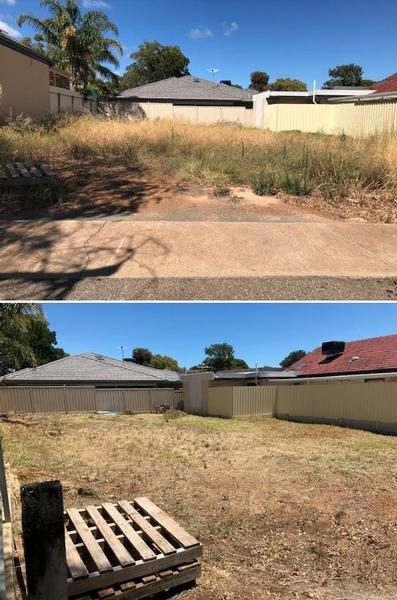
top-left (0, 386), bottom-right (182, 415)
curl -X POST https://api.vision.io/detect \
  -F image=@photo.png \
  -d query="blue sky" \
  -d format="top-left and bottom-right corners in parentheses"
top-left (43, 303), bottom-right (397, 369)
top-left (1, 0), bottom-right (397, 87)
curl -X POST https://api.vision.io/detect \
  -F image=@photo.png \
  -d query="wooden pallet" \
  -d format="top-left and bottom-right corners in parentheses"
top-left (65, 497), bottom-right (202, 598)
top-left (0, 163), bottom-right (56, 186)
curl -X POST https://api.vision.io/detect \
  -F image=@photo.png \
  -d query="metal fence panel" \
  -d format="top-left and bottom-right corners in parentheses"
top-left (261, 101), bottom-right (397, 137)
top-left (207, 387), bottom-right (234, 418)
top-left (276, 380), bottom-right (397, 433)
top-left (0, 386), bottom-right (176, 414)
top-left (232, 386), bottom-right (276, 417)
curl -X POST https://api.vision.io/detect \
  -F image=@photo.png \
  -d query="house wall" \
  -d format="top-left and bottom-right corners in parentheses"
top-left (0, 44), bottom-right (50, 119)
top-left (0, 386), bottom-right (179, 414)
top-left (182, 372), bottom-right (213, 415)
top-left (254, 96), bottom-right (397, 136)
top-left (113, 101), bottom-right (254, 126)
top-left (275, 380), bottom-right (397, 434)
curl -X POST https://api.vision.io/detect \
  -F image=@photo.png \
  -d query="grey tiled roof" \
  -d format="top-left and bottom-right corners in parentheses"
top-left (1, 353), bottom-right (181, 383)
top-left (119, 75), bottom-right (254, 102)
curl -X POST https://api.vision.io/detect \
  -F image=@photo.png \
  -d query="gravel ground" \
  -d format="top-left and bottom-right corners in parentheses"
top-left (0, 276), bottom-right (397, 301)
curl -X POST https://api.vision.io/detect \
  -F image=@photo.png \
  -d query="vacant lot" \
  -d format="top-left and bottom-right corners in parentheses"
top-left (3, 413), bottom-right (397, 599)
top-left (1, 117), bottom-right (397, 223)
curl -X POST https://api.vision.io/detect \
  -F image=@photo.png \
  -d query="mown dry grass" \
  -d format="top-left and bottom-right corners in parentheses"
top-left (2, 413), bottom-right (397, 599)
top-left (1, 116), bottom-right (397, 222)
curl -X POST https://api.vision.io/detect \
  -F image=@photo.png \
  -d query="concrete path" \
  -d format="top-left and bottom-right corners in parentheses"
top-left (1, 219), bottom-right (397, 299)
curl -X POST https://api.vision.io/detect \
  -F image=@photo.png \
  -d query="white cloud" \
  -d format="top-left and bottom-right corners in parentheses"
top-left (83, 0), bottom-right (111, 8)
top-left (224, 22), bottom-right (239, 36)
top-left (0, 1), bottom-right (16, 6)
top-left (187, 27), bottom-right (213, 40)
top-left (0, 19), bottom-right (20, 37)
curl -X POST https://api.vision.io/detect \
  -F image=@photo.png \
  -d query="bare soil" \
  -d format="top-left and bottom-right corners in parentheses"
top-left (0, 161), bottom-right (325, 222)
top-left (1, 159), bottom-right (396, 223)
top-left (3, 413), bottom-right (397, 599)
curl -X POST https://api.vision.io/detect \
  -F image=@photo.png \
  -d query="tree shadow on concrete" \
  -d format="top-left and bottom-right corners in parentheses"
top-left (0, 162), bottom-right (176, 220)
top-left (0, 220), bottom-right (170, 300)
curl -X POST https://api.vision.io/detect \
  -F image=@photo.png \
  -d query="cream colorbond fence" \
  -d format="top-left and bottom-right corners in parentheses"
top-left (261, 101), bottom-right (397, 137)
top-left (131, 102), bottom-right (254, 126)
top-left (275, 380), bottom-right (397, 434)
top-left (50, 86), bottom-right (97, 115)
top-left (207, 386), bottom-right (276, 418)
top-left (0, 386), bottom-right (179, 414)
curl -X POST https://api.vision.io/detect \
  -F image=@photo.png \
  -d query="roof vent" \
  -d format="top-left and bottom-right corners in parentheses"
top-left (193, 78), bottom-right (200, 83)
top-left (321, 341), bottom-right (345, 356)
top-left (350, 356), bottom-right (360, 362)
top-left (220, 80), bottom-right (232, 86)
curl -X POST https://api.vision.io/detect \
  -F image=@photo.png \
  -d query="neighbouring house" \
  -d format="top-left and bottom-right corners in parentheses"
top-left (372, 72), bottom-right (397, 93)
top-left (0, 31), bottom-right (97, 120)
top-left (255, 88), bottom-right (373, 106)
top-left (118, 75), bottom-right (254, 107)
top-left (286, 333), bottom-right (397, 382)
top-left (209, 367), bottom-right (295, 386)
top-left (114, 75), bottom-right (254, 126)
top-left (0, 352), bottom-right (181, 388)
top-left (0, 30), bottom-right (52, 120)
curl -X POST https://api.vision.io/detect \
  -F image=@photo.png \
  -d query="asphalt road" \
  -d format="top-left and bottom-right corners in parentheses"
top-left (1, 276), bottom-right (396, 301)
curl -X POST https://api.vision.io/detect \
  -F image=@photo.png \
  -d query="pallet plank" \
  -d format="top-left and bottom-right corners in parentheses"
top-left (84, 564), bottom-right (201, 600)
top-left (86, 506), bottom-right (135, 568)
top-left (118, 501), bottom-right (176, 557)
top-left (15, 162), bottom-right (31, 178)
top-left (67, 508), bottom-right (113, 573)
top-left (65, 530), bottom-right (90, 580)
top-left (67, 545), bottom-right (202, 597)
top-left (102, 504), bottom-right (156, 563)
top-left (133, 498), bottom-right (199, 549)
top-left (6, 164), bottom-right (19, 179)
top-left (40, 163), bottom-right (55, 177)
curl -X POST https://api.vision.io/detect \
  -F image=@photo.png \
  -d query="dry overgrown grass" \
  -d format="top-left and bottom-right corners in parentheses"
top-left (1, 115), bottom-right (397, 202)
top-left (3, 413), bottom-right (397, 599)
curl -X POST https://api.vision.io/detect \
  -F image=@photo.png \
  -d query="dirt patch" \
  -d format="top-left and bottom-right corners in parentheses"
top-left (0, 161), bottom-right (330, 223)
top-left (3, 413), bottom-right (397, 599)
top-left (286, 190), bottom-right (397, 224)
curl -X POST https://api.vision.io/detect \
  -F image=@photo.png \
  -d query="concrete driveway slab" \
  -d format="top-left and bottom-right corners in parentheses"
top-left (1, 221), bottom-right (397, 288)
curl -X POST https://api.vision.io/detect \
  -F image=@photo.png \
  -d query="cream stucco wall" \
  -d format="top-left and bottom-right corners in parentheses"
top-left (0, 44), bottom-right (50, 120)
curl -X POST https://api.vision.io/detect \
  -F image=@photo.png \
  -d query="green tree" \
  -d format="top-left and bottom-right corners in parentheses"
top-left (270, 78), bottom-right (307, 91)
top-left (201, 343), bottom-right (248, 371)
top-left (0, 304), bottom-right (67, 376)
top-left (323, 64), bottom-right (374, 89)
top-left (119, 41), bottom-right (190, 90)
top-left (280, 349), bottom-right (307, 369)
top-left (132, 347), bottom-right (152, 366)
top-left (150, 354), bottom-right (180, 372)
top-left (249, 71), bottom-right (269, 92)
top-left (18, 0), bottom-right (122, 92)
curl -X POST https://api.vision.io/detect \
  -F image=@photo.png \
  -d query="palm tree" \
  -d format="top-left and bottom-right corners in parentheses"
top-left (17, 0), bottom-right (122, 92)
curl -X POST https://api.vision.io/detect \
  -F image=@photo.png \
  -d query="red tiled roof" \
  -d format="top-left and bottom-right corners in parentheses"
top-left (288, 333), bottom-right (397, 377)
top-left (373, 72), bottom-right (397, 93)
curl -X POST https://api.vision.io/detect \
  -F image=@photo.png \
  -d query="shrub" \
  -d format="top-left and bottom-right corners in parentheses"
top-left (251, 169), bottom-right (277, 195)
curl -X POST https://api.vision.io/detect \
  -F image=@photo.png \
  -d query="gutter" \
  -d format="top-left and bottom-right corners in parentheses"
top-left (0, 34), bottom-right (52, 66)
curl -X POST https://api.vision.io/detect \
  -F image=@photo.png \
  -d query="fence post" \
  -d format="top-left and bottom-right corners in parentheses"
top-left (21, 481), bottom-right (67, 600)
top-left (0, 438), bottom-right (10, 524)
